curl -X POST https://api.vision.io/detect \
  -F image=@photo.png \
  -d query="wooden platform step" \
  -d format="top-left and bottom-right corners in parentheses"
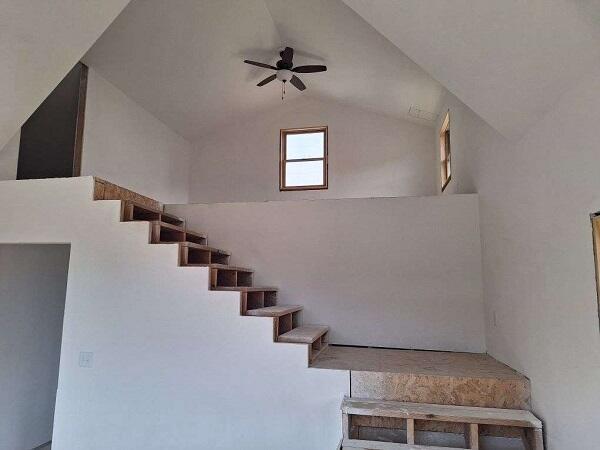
top-left (278, 325), bottom-right (329, 362)
top-left (343, 440), bottom-right (460, 450)
top-left (246, 305), bottom-right (302, 340)
top-left (208, 264), bottom-right (254, 288)
top-left (121, 200), bottom-right (184, 226)
top-left (149, 221), bottom-right (207, 246)
top-left (179, 242), bottom-right (230, 266)
top-left (342, 398), bottom-right (543, 450)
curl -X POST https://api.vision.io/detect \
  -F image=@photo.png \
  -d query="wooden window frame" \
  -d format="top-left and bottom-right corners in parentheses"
top-left (590, 213), bottom-right (600, 331)
top-left (279, 126), bottom-right (328, 191)
top-left (440, 112), bottom-right (451, 192)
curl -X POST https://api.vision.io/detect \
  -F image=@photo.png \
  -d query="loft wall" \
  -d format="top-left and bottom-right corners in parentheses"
top-left (168, 194), bottom-right (485, 352)
top-left (0, 244), bottom-right (70, 450)
top-left (188, 97), bottom-right (436, 203)
top-left (438, 73), bottom-right (600, 449)
top-left (81, 68), bottom-right (192, 203)
top-left (0, 68), bottom-right (192, 203)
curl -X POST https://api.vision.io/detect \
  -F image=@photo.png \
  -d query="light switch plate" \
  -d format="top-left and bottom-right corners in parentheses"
top-left (79, 352), bottom-right (94, 368)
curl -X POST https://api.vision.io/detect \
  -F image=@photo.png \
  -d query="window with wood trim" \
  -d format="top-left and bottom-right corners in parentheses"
top-left (440, 112), bottom-right (451, 191)
top-left (590, 213), bottom-right (600, 330)
top-left (280, 126), bottom-right (328, 191)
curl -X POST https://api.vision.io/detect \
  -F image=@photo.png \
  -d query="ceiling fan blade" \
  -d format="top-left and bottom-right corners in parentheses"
top-left (293, 65), bottom-right (327, 73)
top-left (257, 74), bottom-right (277, 87)
top-left (244, 60), bottom-right (277, 70)
top-left (281, 47), bottom-right (294, 65)
top-left (289, 75), bottom-right (306, 91)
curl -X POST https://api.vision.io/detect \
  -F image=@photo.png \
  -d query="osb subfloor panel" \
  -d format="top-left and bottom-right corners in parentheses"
top-left (311, 345), bottom-right (524, 381)
top-left (312, 346), bottom-right (530, 437)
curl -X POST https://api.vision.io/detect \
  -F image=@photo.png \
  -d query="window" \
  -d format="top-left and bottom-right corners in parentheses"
top-left (280, 126), bottom-right (328, 191)
top-left (440, 112), bottom-right (451, 191)
top-left (591, 213), bottom-right (600, 330)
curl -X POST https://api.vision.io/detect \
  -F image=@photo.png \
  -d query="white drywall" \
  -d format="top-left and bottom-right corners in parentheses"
top-left (439, 72), bottom-right (600, 449)
top-left (0, 130), bottom-right (19, 181)
top-left (188, 97), bottom-right (436, 203)
top-left (0, 244), bottom-right (70, 450)
top-left (0, 177), bottom-right (348, 450)
top-left (0, 0), bottom-right (131, 148)
top-left (82, 68), bottom-right (192, 203)
top-left (168, 194), bottom-right (485, 352)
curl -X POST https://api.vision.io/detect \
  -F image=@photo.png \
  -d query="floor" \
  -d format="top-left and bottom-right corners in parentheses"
top-left (311, 345), bottom-right (524, 380)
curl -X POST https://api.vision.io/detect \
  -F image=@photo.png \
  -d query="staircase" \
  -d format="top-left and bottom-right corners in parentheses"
top-left (111, 184), bottom-right (330, 363)
top-left (94, 178), bottom-right (544, 450)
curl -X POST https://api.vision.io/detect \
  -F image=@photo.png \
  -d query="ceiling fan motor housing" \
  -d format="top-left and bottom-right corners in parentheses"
top-left (276, 69), bottom-right (293, 83)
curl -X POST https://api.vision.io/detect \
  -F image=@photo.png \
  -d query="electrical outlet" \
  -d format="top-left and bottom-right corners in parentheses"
top-left (79, 352), bottom-right (94, 368)
top-left (493, 311), bottom-right (497, 327)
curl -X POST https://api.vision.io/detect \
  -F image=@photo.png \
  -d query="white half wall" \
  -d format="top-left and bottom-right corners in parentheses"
top-left (82, 68), bottom-right (192, 203)
top-left (188, 97), bottom-right (436, 203)
top-left (168, 194), bottom-right (485, 352)
top-left (0, 177), bottom-right (348, 450)
top-left (0, 244), bottom-right (70, 450)
top-left (439, 72), bottom-right (600, 449)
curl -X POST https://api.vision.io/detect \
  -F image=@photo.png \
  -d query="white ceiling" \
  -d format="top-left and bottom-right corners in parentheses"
top-left (83, 0), bottom-right (444, 142)
top-left (343, 0), bottom-right (600, 140)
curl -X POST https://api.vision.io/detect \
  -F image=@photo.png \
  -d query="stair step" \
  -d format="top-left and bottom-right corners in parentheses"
top-left (278, 325), bottom-right (329, 344)
top-left (342, 439), bottom-right (458, 450)
top-left (245, 305), bottom-right (302, 317)
top-left (341, 398), bottom-right (542, 429)
top-left (178, 242), bottom-right (230, 265)
top-left (209, 265), bottom-right (253, 288)
top-left (121, 200), bottom-right (184, 226)
top-left (211, 286), bottom-right (278, 292)
top-left (149, 221), bottom-right (207, 245)
top-left (279, 325), bottom-right (329, 362)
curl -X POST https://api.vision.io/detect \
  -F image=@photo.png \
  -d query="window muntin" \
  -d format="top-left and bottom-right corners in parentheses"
top-left (280, 126), bottom-right (328, 191)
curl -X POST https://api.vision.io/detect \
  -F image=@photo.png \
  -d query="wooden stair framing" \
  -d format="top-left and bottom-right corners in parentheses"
top-left (341, 397), bottom-right (544, 450)
top-left (116, 198), bottom-right (328, 363)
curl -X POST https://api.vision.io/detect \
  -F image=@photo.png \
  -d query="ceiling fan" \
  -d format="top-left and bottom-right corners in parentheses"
top-left (244, 47), bottom-right (327, 96)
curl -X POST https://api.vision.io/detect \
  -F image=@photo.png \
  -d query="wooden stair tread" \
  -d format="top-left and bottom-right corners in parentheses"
top-left (278, 325), bottom-right (329, 344)
top-left (149, 220), bottom-right (184, 231)
top-left (341, 397), bottom-right (542, 428)
top-left (211, 286), bottom-right (278, 292)
top-left (246, 305), bottom-right (302, 317)
top-left (185, 229), bottom-right (207, 239)
top-left (342, 439), bottom-right (462, 450)
top-left (197, 264), bottom-right (253, 272)
top-left (179, 242), bottom-right (230, 255)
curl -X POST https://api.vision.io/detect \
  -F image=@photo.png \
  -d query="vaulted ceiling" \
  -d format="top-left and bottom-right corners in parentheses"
top-left (83, 0), bottom-right (445, 142)
top-left (343, 0), bottom-right (600, 140)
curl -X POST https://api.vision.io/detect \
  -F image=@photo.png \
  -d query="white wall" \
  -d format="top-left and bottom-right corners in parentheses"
top-left (0, 177), bottom-right (348, 450)
top-left (188, 97), bottom-right (436, 203)
top-left (440, 73), bottom-right (600, 449)
top-left (82, 68), bottom-right (192, 203)
top-left (0, 244), bottom-right (70, 450)
top-left (168, 194), bottom-right (485, 352)
top-left (0, 130), bottom-right (19, 181)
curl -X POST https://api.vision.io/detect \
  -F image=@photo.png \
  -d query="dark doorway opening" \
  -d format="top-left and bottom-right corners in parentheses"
top-left (0, 244), bottom-right (71, 450)
top-left (17, 62), bottom-right (88, 180)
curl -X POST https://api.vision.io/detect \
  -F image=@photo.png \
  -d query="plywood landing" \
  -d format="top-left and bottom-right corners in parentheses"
top-left (312, 346), bottom-right (531, 438)
top-left (311, 346), bottom-right (524, 381)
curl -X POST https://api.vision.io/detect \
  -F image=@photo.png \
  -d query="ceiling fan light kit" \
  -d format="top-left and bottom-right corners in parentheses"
top-left (244, 46), bottom-right (327, 99)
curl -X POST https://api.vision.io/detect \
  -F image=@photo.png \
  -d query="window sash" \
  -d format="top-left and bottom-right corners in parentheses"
top-left (280, 126), bottom-right (328, 191)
